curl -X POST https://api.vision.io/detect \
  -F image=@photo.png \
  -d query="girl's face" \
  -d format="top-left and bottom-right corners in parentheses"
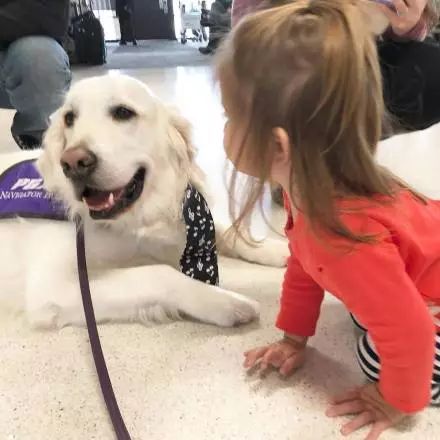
top-left (222, 104), bottom-right (260, 178)
top-left (221, 78), bottom-right (292, 188)
top-left (223, 105), bottom-right (292, 188)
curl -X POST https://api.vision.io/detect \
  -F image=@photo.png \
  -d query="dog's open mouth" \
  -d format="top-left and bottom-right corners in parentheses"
top-left (81, 168), bottom-right (146, 220)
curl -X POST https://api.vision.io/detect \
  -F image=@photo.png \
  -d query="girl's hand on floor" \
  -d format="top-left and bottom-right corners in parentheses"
top-left (378, 0), bottom-right (426, 37)
top-left (326, 383), bottom-right (406, 440)
top-left (243, 337), bottom-right (306, 377)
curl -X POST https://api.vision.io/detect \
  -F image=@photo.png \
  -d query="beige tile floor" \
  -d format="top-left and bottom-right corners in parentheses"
top-left (0, 66), bottom-right (439, 440)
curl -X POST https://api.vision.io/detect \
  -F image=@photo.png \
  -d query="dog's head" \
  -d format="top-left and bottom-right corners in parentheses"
top-left (38, 75), bottom-right (197, 224)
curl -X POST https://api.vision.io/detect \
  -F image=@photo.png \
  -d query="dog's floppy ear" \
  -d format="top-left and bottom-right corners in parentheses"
top-left (37, 109), bottom-right (66, 192)
top-left (167, 107), bottom-right (198, 167)
top-left (359, 0), bottom-right (390, 36)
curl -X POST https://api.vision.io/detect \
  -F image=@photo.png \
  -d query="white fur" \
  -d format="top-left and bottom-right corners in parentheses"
top-left (0, 75), bottom-right (288, 329)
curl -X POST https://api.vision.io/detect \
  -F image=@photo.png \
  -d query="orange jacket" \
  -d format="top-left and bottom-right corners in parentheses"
top-left (278, 191), bottom-right (440, 413)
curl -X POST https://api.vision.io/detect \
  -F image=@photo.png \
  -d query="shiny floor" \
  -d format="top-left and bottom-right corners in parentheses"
top-left (0, 65), bottom-right (438, 440)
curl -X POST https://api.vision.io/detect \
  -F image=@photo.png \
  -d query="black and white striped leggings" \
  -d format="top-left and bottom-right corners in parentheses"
top-left (352, 315), bottom-right (440, 405)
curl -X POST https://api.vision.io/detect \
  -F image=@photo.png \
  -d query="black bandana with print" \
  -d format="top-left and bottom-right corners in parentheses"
top-left (180, 184), bottom-right (219, 285)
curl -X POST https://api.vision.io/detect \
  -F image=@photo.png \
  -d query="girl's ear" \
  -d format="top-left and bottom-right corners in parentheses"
top-left (271, 127), bottom-right (291, 165)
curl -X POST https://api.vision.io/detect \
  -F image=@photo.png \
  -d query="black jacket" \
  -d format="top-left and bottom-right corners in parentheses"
top-left (0, 0), bottom-right (69, 44)
top-left (115, 0), bottom-right (133, 17)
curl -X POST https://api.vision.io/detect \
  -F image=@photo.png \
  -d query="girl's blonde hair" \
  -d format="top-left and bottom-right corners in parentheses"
top-left (217, 0), bottom-right (424, 243)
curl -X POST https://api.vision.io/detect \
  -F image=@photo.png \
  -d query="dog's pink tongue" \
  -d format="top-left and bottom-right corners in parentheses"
top-left (83, 189), bottom-right (123, 211)
top-left (85, 192), bottom-right (110, 208)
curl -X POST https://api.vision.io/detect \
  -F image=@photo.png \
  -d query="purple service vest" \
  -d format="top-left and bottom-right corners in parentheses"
top-left (0, 159), bottom-right (67, 220)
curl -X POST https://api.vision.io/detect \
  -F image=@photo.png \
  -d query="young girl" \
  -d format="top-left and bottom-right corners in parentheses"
top-left (217, 1), bottom-right (440, 438)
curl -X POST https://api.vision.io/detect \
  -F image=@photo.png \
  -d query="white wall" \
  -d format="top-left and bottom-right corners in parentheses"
top-left (93, 9), bottom-right (120, 41)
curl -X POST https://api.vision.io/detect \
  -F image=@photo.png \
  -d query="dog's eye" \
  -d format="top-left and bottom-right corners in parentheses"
top-left (64, 111), bottom-right (76, 128)
top-left (110, 105), bottom-right (137, 121)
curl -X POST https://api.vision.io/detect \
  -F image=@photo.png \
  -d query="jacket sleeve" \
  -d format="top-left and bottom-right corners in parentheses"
top-left (276, 250), bottom-right (325, 337)
top-left (385, 17), bottom-right (428, 41)
top-left (0, 0), bottom-right (69, 43)
top-left (320, 220), bottom-right (436, 413)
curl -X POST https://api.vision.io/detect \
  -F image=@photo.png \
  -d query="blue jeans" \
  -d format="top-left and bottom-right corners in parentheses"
top-left (0, 36), bottom-right (71, 144)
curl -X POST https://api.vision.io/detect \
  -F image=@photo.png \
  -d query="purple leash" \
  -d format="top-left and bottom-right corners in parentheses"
top-left (75, 217), bottom-right (132, 440)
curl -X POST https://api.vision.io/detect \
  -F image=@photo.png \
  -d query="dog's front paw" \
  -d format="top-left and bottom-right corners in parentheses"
top-left (244, 238), bottom-right (288, 268)
top-left (209, 290), bottom-right (260, 327)
top-left (27, 304), bottom-right (61, 329)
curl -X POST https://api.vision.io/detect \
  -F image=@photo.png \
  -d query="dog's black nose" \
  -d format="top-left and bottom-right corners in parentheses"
top-left (60, 147), bottom-right (97, 180)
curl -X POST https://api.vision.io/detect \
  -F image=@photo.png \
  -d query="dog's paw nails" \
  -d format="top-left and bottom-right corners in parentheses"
top-left (251, 239), bottom-right (289, 268)
top-left (232, 298), bottom-right (260, 325)
top-left (212, 292), bottom-right (260, 327)
top-left (27, 304), bottom-right (61, 329)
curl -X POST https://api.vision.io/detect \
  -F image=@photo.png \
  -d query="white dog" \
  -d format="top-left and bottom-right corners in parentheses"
top-left (0, 75), bottom-right (289, 329)
top-left (2, 74), bottom-right (440, 331)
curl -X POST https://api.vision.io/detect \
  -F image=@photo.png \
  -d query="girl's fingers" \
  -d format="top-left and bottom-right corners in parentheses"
top-left (258, 348), bottom-right (286, 376)
top-left (243, 346), bottom-right (265, 357)
top-left (404, 0), bottom-right (419, 8)
top-left (265, 349), bottom-right (284, 368)
top-left (279, 355), bottom-right (301, 377)
top-left (261, 348), bottom-right (281, 368)
top-left (258, 361), bottom-right (271, 377)
top-left (392, 0), bottom-right (409, 16)
top-left (340, 411), bottom-right (375, 436)
top-left (364, 421), bottom-right (391, 440)
top-left (326, 399), bottom-right (366, 418)
top-left (378, 3), bottom-right (398, 23)
top-left (243, 347), bottom-right (268, 368)
top-left (330, 389), bottom-right (360, 405)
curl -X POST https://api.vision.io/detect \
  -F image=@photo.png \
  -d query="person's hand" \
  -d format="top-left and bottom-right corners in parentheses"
top-left (243, 335), bottom-right (307, 376)
top-left (326, 383), bottom-right (406, 439)
top-left (377, 0), bottom-right (427, 36)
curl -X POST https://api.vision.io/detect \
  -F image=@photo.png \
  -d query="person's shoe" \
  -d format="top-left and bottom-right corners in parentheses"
top-left (119, 40), bottom-right (127, 46)
top-left (13, 134), bottom-right (41, 150)
top-left (199, 47), bottom-right (212, 55)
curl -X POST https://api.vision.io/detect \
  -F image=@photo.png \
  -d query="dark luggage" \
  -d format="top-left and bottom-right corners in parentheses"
top-left (71, 1), bottom-right (106, 65)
